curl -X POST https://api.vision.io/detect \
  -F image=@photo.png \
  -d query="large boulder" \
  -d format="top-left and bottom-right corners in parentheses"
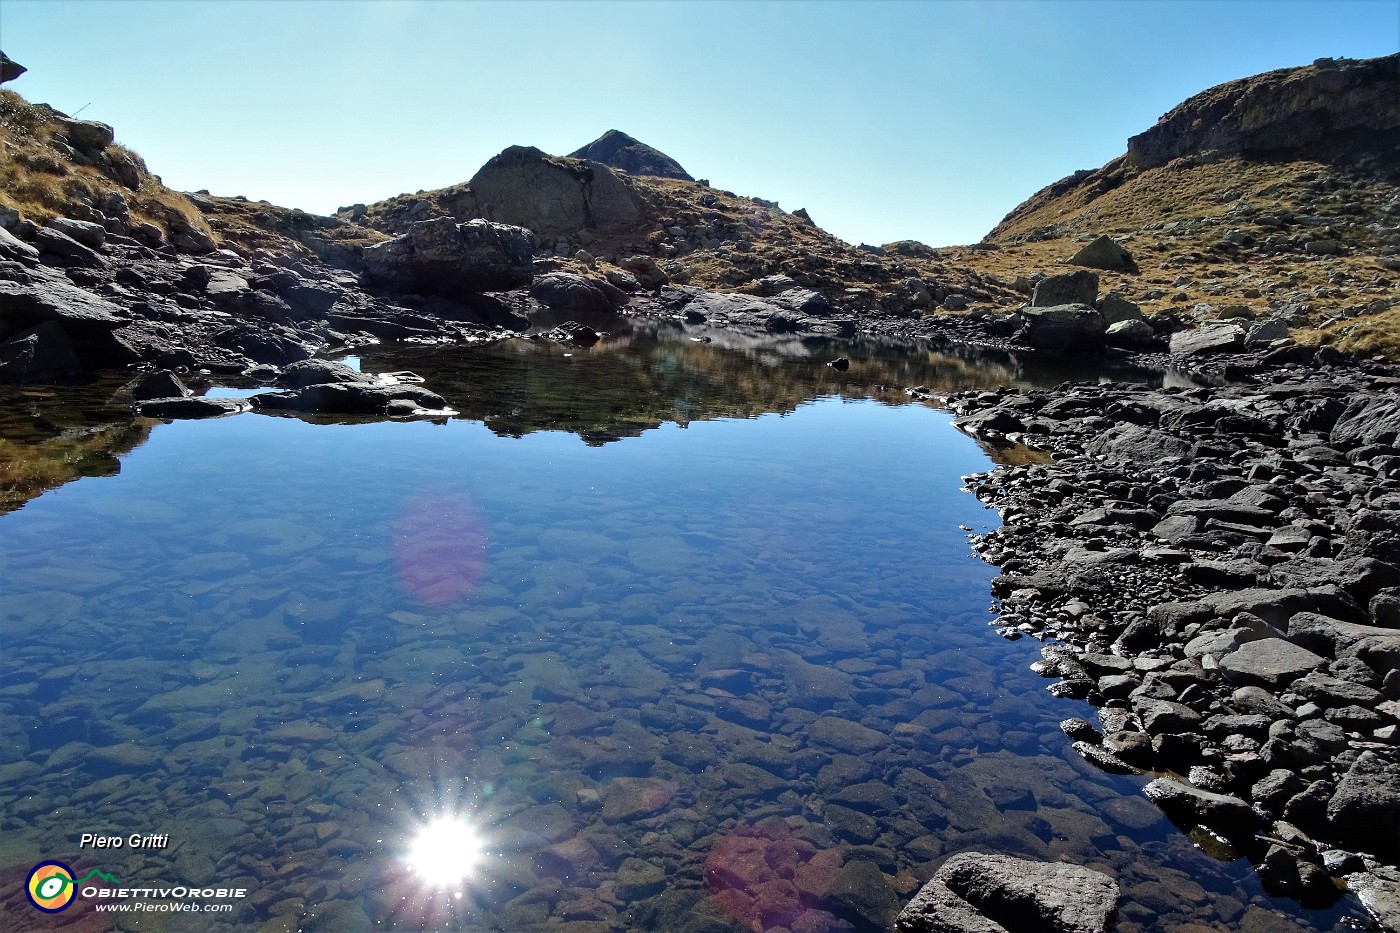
top-left (1331, 395), bottom-right (1400, 449)
top-left (1169, 321), bottom-right (1245, 356)
top-left (1031, 270), bottom-right (1098, 307)
top-left (467, 145), bottom-right (645, 236)
top-left (55, 117), bottom-right (115, 153)
top-left (567, 129), bottom-right (693, 181)
top-left (1217, 637), bottom-right (1327, 688)
top-left (530, 272), bottom-right (628, 313)
top-left (1069, 235), bottom-right (1137, 272)
top-left (897, 853), bottom-right (1119, 933)
top-left (363, 216), bottom-right (534, 296)
top-left (1016, 303), bottom-right (1105, 353)
top-left (0, 321), bottom-right (82, 382)
top-left (1328, 751), bottom-right (1400, 860)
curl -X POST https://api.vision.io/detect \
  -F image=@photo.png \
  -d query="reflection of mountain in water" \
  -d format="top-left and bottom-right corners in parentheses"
top-left (360, 320), bottom-right (1164, 445)
top-left (0, 378), bottom-right (155, 514)
top-left (0, 321), bottom-right (1166, 510)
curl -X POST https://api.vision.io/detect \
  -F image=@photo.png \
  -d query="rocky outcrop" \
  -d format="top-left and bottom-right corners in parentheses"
top-left (897, 853), bottom-right (1118, 933)
top-left (1126, 54), bottom-right (1400, 170)
top-left (362, 216), bottom-right (534, 295)
top-left (467, 146), bottom-right (646, 236)
top-left (567, 129), bottom-right (693, 181)
top-left (0, 51), bottom-right (25, 84)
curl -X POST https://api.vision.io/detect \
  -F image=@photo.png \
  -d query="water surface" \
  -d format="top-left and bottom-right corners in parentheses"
top-left (0, 329), bottom-right (1365, 932)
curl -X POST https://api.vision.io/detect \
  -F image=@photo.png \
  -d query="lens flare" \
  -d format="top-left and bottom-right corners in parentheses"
top-left (393, 493), bottom-right (488, 605)
top-left (404, 817), bottom-right (491, 890)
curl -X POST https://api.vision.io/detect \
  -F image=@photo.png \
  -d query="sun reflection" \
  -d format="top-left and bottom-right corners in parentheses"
top-left (403, 816), bottom-right (491, 891)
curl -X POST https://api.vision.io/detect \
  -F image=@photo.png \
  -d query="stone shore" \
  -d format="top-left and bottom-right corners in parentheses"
top-left (949, 348), bottom-right (1400, 928)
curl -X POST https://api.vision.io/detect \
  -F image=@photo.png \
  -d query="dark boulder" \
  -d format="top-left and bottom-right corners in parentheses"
top-left (363, 216), bottom-right (535, 295)
top-left (277, 358), bottom-right (368, 389)
top-left (0, 51), bottom-right (26, 84)
top-left (1069, 235), bottom-right (1137, 272)
top-left (130, 369), bottom-right (191, 401)
top-left (530, 272), bottom-right (628, 313)
top-left (1143, 776), bottom-right (1255, 837)
top-left (212, 326), bottom-right (311, 366)
top-left (1031, 270), bottom-right (1098, 307)
top-left (135, 396), bottom-right (247, 419)
top-left (0, 321), bottom-right (82, 382)
top-left (1328, 751), bottom-right (1400, 860)
top-left (1016, 304), bottom-right (1105, 353)
top-left (251, 382), bottom-right (448, 415)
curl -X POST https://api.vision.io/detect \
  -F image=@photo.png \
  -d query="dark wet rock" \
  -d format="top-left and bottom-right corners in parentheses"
top-left (828, 861), bottom-right (900, 930)
top-left (1030, 270), bottom-right (1098, 307)
top-left (251, 382), bottom-right (447, 415)
top-left (0, 321), bottom-right (83, 382)
top-left (1144, 776), bottom-right (1256, 837)
top-left (362, 216), bottom-right (535, 295)
top-left (1016, 304), bottom-right (1105, 353)
top-left (1328, 751), bottom-right (1400, 859)
top-left (135, 396), bottom-right (247, 419)
top-left (130, 369), bottom-right (191, 400)
top-left (277, 358), bottom-right (368, 389)
top-left (897, 852), bottom-right (1118, 933)
top-left (807, 716), bottom-right (889, 754)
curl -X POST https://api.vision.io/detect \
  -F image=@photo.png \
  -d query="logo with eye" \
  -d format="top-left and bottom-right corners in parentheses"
top-left (26, 862), bottom-right (76, 912)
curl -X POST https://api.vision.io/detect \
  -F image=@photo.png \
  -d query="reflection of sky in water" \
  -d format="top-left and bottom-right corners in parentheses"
top-left (0, 343), bottom-right (1363, 930)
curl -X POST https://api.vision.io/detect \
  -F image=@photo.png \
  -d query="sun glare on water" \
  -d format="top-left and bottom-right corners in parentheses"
top-left (404, 817), bottom-right (491, 891)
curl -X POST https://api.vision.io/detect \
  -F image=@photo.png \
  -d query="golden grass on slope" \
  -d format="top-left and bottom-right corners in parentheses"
top-left (0, 89), bottom-right (213, 242)
top-left (1305, 306), bottom-right (1400, 359)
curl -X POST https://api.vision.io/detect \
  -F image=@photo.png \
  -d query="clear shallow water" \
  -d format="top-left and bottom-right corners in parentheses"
top-left (0, 332), bottom-right (1367, 932)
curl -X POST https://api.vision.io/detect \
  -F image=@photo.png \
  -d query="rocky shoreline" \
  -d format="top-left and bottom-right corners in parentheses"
top-left (947, 348), bottom-right (1400, 929)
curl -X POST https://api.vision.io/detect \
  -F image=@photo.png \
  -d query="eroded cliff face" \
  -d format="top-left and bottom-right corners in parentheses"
top-left (1125, 54), bottom-right (1400, 169)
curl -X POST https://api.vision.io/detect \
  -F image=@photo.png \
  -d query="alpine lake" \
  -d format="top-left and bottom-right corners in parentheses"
top-left (0, 317), bottom-right (1375, 932)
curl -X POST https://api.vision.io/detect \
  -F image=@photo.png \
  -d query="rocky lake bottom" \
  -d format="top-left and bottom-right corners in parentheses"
top-left (0, 328), bottom-right (1380, 932)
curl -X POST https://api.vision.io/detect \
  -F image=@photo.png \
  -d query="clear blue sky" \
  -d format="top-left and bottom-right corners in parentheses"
top-left (3, 1), bottom-right (1395, 247)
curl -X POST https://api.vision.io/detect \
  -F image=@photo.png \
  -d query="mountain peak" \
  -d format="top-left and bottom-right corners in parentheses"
top-left (568, 130), bottom-right (693, 181)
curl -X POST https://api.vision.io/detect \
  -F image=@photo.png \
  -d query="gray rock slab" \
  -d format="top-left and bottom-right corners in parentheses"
top-left (1170, 322), bottom-right (1244, 356)
top-left (1218, 637), bottom-right (1327, 688)
top-left (897, 852), bottom-right (1119, 933)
